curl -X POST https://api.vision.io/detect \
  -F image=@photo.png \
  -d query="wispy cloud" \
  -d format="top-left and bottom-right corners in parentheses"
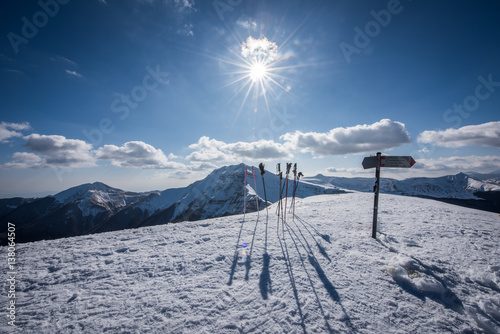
top-left (51, 55), bottom-right (78, 67)
top-left (136, 0), bottom-right (195, 12)
top-left (281, 119), bottom-right (412, 157)
top-left (0, 121), bottom-right (31, 143)
top-left (418, 121), bottom-right (500, 148)
top-left (177, 23), bottom-right (194, 36)
top-left (96, 141), bottom-right (183, 169)
top-left (236, 17), bottom-right (257, 31)
top-left (175, 0), bottom-right (195, 12)
top-left (65, 69), bottom-right (82, 78)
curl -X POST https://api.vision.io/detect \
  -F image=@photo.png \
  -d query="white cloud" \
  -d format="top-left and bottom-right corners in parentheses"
top-left (225, 140), bottom-right (291, 160)
top-left (418, 147), bottom-right (430, 153)
top-left (281, 119), bottom-right (411, 157)
top-left (326, 167), bottom-right (363, 174)
top-left (1, 134), bottom-right (95, 168)
top-left (241, 36), bottom-right (278, 64)
top-left (96, 141), bottom-right (183, 169)
top-left (186, 149), bottom-right (229, 162)
top-left (418, 121), bottom-right (500, 148)
top-left (188, 162), bottom-right (219, 171)
top-left (1, 152), bottom-right (44, 169)
top-left (24, 134), bottom-right (95, 167)
top-left (415, 155), bottom-right (500, 174)
top-left (187, 136), bottom-right (292, 162)
top-left (0, 121), bottom-right (31, 143)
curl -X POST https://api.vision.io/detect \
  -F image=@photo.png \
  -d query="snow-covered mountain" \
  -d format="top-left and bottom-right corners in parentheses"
top-left (0, 182), bottom-right (149, 244)
top-left (2, 193), bottom-right (499, 333)
top-left (3, 164), bottom-right (499, 244)
top-left (304, 172), bottom-right (500, 199)
top-left (0, 164), bottom-right (342, 244)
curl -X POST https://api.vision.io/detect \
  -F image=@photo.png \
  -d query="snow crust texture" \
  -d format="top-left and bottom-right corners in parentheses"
top-left (1, 193), bottom-right (499, 333)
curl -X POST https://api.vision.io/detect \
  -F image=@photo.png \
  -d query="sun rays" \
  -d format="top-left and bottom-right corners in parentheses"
top-left (215, 35), bottom-right (300, 124)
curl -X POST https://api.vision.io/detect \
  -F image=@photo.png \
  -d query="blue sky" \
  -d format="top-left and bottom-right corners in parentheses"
top-left (1, 0), bottom-right (499, 197)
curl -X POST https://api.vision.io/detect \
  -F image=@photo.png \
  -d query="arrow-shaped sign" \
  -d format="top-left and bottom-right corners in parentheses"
top-left (362, 156), bottom-right (378, 169)
top-left (362, 155), bottom-right (415, 169)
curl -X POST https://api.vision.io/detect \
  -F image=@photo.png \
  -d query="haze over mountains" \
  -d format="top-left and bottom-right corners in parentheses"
top-left (1, 164), bottom-right (499, 244)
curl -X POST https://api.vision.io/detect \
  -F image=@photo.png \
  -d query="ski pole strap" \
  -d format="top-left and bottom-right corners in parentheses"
top-left (252, 166), bottom-right (259, 211)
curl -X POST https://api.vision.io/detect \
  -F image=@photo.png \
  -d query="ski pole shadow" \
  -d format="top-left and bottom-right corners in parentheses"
top-left (295, 215), bottom-right (331, 244)
top-left (259, 252), bottom-right (272, 300)
top-left (294, 215), bottom-right (332, 263)
top-left (289, 217), bottom-right (355, 332)
top-left (307, 254), bottom-right (356, 333)
top-left (259, 213), bottom-right (272, 299)
top-left (245, 214), bottom-right (260, 281)
top-left (278, 223), bottom-right (307, 334)
top-left (227, 217), bottom-right (246, 286)
top-left (287, 223), bottom-right (335, 333)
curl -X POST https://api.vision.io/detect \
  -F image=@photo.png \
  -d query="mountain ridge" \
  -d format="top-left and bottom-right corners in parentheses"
top-left (0, 164), bottom-right (342, 244)
top-left (2, 165), bottom-right (499, 244)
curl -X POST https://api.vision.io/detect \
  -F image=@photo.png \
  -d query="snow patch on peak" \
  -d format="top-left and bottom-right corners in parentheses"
top-left (53, 182), bottom-right (120, 204)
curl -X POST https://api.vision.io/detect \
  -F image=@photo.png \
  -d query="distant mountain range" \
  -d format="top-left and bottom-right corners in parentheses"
top-left (305, 171), bottom-right (500, 199)
top-left (0, 164), bottom-right (342, 244)
top-left (304, 171), bottom-right (500, 213)
top-left (1, 165), bottom-right (499, 244)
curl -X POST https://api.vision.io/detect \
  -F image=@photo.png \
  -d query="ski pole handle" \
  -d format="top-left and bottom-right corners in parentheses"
top-left (259, 162), bottom-right (265, 175)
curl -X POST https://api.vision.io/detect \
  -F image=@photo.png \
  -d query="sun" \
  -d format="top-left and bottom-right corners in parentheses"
top-left (249, 61), bottom-right (268, 82)
top-left (214, 35), bottom-right (306, 123)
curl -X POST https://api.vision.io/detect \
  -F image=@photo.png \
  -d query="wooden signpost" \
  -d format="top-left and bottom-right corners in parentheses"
top-left (362, 152), bottom-right (416, 239)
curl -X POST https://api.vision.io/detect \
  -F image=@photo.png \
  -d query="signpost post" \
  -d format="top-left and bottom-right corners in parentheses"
top-left (362, 152), bottom-right (415, 239)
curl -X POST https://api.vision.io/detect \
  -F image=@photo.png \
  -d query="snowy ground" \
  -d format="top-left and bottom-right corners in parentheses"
top-left (1, 192), bottom-right (499, 333)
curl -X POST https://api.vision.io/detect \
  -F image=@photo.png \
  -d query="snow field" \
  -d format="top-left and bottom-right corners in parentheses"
top-left (1, 192), bottom-right (499, 333)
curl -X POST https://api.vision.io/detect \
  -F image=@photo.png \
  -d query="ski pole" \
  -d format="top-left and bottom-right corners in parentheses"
top-left (284, 163), bottom-right (292, 226)
top-left (290, 163), bottom-right (297, 218)
top-left (252, 166), bottom-right (259, 216)
top-left (276, 163), bottom-right (282, 234)
top-left (243, 165), bottom-right (248, 217)
top-left (259, 163), bottom-right (268, 215)
top-left (293, 171), bottom-right (303, 219)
